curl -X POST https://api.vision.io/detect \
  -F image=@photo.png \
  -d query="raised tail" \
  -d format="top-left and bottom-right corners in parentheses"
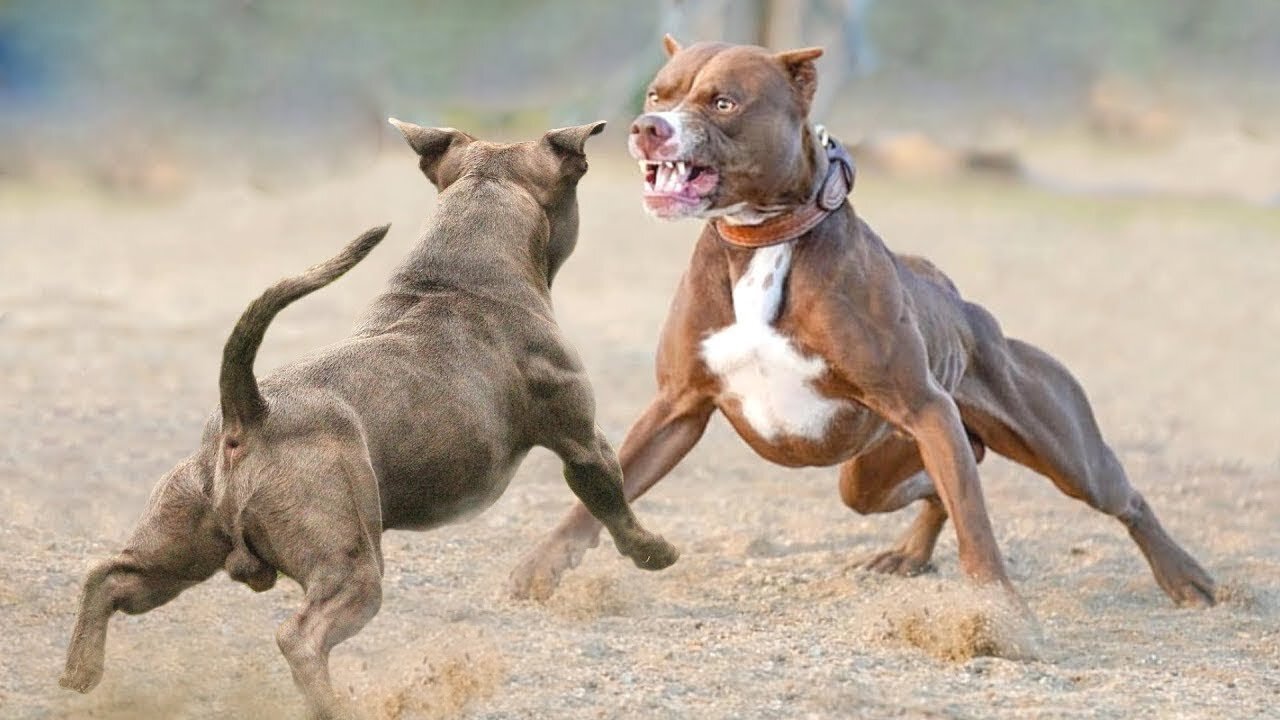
top-left (219, 224), bottom-right (391, 432)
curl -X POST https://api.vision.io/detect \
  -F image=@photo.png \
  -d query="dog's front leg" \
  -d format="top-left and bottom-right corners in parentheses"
top-left (830, 307), bottom-right (1013, 592)
top-left (510, 394), bottom-right (710, 600)
top-left (889, 390), bottom-right (1010, 588)
top-left (559, 427), bottom-right (680, 570)
top-left (514, 421), bottom-right (682, 603)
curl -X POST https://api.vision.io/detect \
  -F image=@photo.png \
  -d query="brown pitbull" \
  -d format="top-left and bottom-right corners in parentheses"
top-left (509, 37), bottom-right (1216, 608)
top-left (61, 122), bottom-right (677, 718)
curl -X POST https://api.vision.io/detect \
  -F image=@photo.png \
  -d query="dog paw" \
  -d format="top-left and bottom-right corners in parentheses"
top-left (1165, 566), bottom-right (1217, 608)
top-left (621, 533), bottom-right (680, 571)
top-left (507, 536), bottom-right (590, 602)
top-left (59, 665), bottom-right (103, 694)
top-left (857, 548), bottom-right (934, 577)
top-left (1149, 547), bottom-right (1217, 608)
top-left (507, 559), bottom-right (561, 602)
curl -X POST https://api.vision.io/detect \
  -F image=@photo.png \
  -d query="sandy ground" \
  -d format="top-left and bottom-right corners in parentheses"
top-left (1, 149), bottom-right (1278, 719)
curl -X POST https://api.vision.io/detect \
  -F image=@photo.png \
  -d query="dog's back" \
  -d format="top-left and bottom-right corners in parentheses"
top-left (281, 176), bottom-right (580, 529)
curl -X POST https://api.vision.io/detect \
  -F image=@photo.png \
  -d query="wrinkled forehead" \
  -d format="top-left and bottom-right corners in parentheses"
top-left (651, 43), bottom-right (792, 103)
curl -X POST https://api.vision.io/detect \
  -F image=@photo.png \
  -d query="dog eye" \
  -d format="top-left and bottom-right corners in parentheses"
top-left (714, 96), bottom-right (737, 112)
top-left (646, 90), bottom-right (659, 105)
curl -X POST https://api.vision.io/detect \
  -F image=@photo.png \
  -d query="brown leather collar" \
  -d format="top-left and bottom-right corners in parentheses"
top-left (712, 128), bottom-right (856, 249)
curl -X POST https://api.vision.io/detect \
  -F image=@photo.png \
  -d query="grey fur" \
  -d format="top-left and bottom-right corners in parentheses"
top-left (60, 121), bottom-right (676, 719)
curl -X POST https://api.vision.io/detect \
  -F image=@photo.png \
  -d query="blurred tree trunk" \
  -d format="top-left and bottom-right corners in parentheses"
top-left (649, 0), bottom-right (874, 121)
top-left (756, 0), bottom-right (804, 50)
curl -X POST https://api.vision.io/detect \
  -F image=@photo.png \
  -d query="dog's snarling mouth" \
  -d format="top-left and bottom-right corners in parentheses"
top-left (639, 160), bottom-right (719, 216)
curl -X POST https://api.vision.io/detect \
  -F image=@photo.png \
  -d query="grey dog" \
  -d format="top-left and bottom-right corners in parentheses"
top-left (60, 120), bottom-right (679, 718)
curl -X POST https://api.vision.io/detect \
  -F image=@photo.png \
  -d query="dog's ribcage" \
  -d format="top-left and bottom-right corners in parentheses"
top-left (700, 244), bottom-right (850, 441)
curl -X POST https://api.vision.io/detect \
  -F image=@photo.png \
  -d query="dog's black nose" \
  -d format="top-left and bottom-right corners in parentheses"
top-left (630, 114), bottom-right (674, 155)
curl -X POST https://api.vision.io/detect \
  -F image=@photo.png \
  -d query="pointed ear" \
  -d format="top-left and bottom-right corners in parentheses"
top-left (662, 33), bottom-right (682, 58)
top-left (774, 47), bottom-right (824, 110)
top-left (543, 121), bottom-right (606, 157)
top-left (388, 117), bottom-right (472, 189)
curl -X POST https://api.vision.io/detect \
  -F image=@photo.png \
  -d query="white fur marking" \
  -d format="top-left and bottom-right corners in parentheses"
top-left (649, 111), bottom-right (784, 223)
top-left (700, 245), bottom-right (847, 441)
top-left (652, 110), bottom-right (702, 158)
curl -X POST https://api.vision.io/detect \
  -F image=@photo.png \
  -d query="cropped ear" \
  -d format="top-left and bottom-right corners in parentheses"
top-left (662, 33), bottom-right (682, 58)
top-left (774, 47), bottom-right (824, 110)
top-left (388, 118), bottom-right (472, 189)
top-left (543, 121), bottom-right (606, 157)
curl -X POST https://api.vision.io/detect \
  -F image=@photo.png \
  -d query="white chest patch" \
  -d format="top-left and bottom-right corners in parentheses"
top-left (700, 245), bottom-right (847, 441)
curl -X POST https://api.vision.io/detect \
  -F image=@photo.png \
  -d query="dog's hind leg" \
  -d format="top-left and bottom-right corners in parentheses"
top-left (958, 333), bottom-right (1216, 607)
top-left (267, 457), bottom-right (383, 720)
top-left (839, 433), bottom-right (985, 575)
top-left (276, 561), bottom-right (381, 720)
top-left (61, 459), bottom-right (226, 693)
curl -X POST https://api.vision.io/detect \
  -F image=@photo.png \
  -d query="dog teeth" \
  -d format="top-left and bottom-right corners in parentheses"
top-left (641, 161), bottom-right (693, 193)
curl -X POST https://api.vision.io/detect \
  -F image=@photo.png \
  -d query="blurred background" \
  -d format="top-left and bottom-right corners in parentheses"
top-left (3, 4), bottom-right (1279, 717)
top-left (1, 0), bottom-right (1277, 200)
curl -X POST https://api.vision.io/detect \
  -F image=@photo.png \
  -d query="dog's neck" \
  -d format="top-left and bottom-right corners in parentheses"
top-left (709, 126), bottom-right (852, 250)
top-left (723, 241), bottom-right (794, 315)
top-left (703, 124), bottom-right (824, 228)
top-left (393, 178), bottom-right (558, 305)
top-left (709, 204), bottom-right (784, 227)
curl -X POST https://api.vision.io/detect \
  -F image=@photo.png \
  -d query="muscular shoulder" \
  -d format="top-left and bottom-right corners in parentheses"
top-left (895, 254), bottom-right (961, 296)
top-left (517, 320), bottom-right (586, 396)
